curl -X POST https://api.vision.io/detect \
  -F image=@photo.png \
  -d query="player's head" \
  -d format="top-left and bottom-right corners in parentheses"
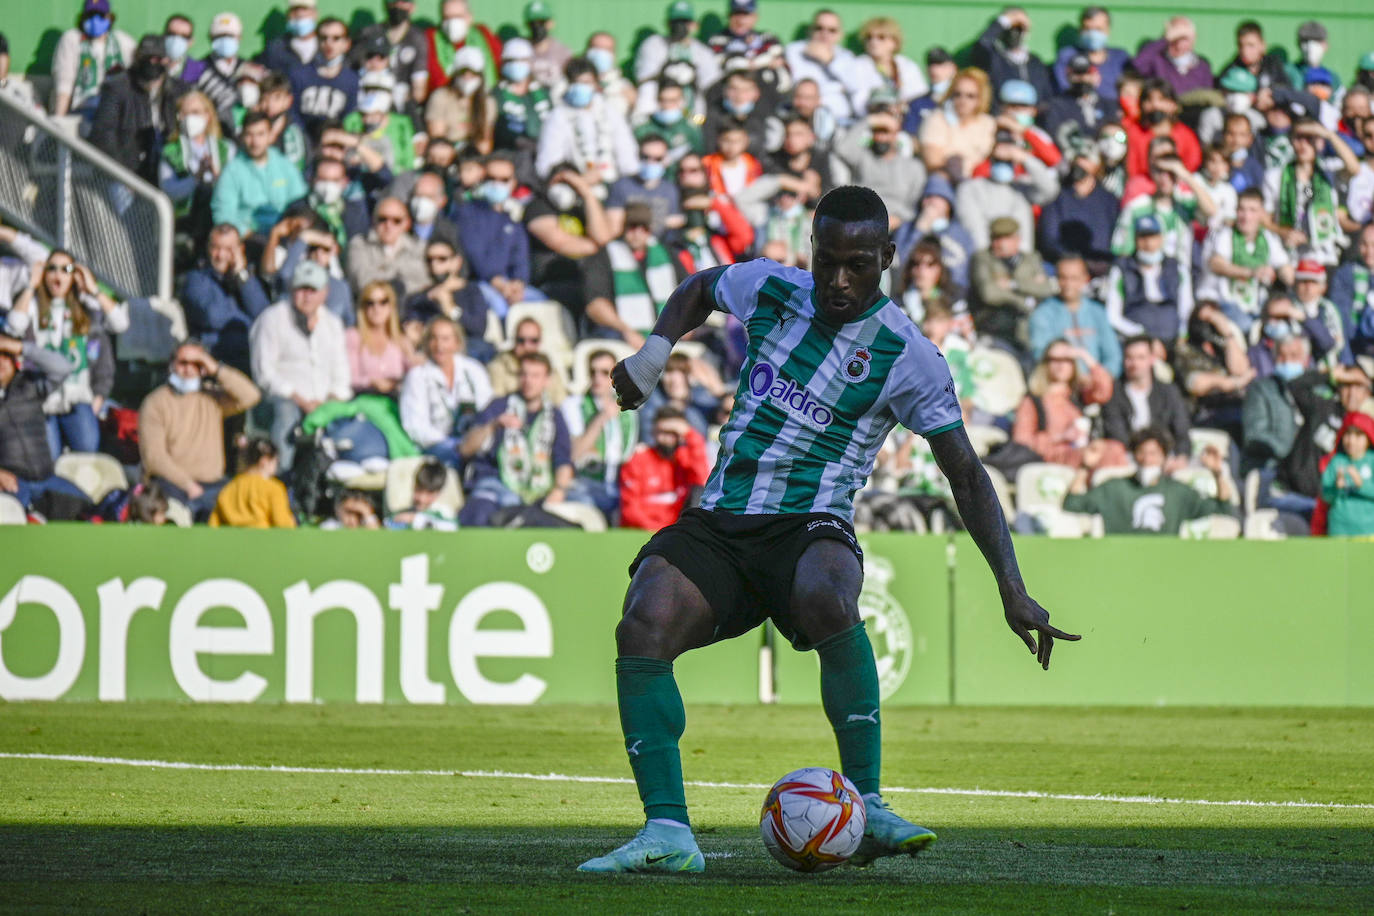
top-left (811, 186), bottom-right (894, 323)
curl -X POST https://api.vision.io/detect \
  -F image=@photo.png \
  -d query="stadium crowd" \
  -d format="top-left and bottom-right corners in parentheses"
top-left (2, 0), bottom-right (1374, 537)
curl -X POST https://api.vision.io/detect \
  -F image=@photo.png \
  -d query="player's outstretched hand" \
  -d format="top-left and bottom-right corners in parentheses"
top-left (1003, 592), bottom-right (1080, 670)
top-left (611, 361), bottom-right (648, 411)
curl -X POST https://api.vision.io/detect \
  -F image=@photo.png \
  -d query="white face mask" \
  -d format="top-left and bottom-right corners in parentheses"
top-left (314, 181), bottom-right (345, 205)
top-left (1225, 93), bottom-right (1252, 114)
top-left (442, 17), bottom-right (469, 43)
top-left (548, 182), bottom-right (578, 211)
top-left (1302, 40), bottom-right (1324, 67)
top-left (1136, 465), bottom-right (1161, 487)
top-left (182, 113), bottom-right (209, 138)
top-left (1099, 137), bottom-right (1127, 164)
top-left (410, 195), bottom-right (439, 225)
top-left (168, 372), bottom-right (202, 395)
top-left (238, 83), bottom-right (261, 108)
top-left (457, 75), bottom-right (482, 97)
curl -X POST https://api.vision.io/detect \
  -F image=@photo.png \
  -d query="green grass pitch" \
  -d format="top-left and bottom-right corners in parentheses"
top-left (2, 702), bottom-right (1373, 913)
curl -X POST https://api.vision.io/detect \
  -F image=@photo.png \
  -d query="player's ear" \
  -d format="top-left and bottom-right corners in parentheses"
top-left (880, 241), bottom-right (896, 271)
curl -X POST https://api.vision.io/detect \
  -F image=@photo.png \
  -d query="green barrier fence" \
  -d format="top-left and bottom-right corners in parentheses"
top-left (7, 1), bottom-right (1372, 91)
top-left (3, 526), bottom-right (1373, 707)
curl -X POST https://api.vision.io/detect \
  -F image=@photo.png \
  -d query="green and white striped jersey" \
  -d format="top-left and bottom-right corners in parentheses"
top-left (701, 259), bottom-right (963, 521)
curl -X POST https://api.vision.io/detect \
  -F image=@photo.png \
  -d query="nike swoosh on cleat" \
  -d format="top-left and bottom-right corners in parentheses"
top-left (644, 854), bottom-right (675, 864)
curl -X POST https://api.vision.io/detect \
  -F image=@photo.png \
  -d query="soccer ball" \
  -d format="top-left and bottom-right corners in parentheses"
top-left (759, 767), bottom-right (867, 872)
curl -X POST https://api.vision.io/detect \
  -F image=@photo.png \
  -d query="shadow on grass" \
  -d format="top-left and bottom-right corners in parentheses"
top-left (2, 824), bottom-right (1373, 912)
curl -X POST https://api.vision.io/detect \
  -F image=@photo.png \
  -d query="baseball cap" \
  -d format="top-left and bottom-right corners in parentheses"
top-left (1303, 66), bottom-right (1335, 87)
top-left (1219, 67), bottom-right (1257, 93)
top-left (1295, 258), bottom-right (1325, 280)
top-left (292, 260), bottom-right (328, 290)
top-left (1067, 53), bottom-right (1094, 76)
top-left (361, 34), bottom-right (390, 59)
top-left (1362, 52), bottom-right (1374, 72)
top-left (1135, 214), bottom-right (1162, 237)
top-left (668, 0), bottom-right (695, 21)
top-left (1297, 21), bottom-right (1327, 43)
top-left (82, 0), bottom-right (111, 14)
top-left (999, 79), bottom-right (1037, 106)
top-left (868, 86), bottom-right (899, 108)
top-left (729, 0), bottom-right (757, 14)
top-left (523, 0), bottom-right (553, 22)
top-left (502, 37), bottom-right (533, 61)
top-left (136, 34), bottom-right (167, 60)
top-left (287, 0), bottom-right (317, 9)
top-left (210, 12), bottom-right (242, 37)
top-left (452, 46), bottom-right (484, 74)
top-left (990, 216), bottom-right (1020, 238)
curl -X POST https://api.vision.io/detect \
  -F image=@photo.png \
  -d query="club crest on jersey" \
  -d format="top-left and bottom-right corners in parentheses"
top-left (843, 347), bottom-right (873, 383)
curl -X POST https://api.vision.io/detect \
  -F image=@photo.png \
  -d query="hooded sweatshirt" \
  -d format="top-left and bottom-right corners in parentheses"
top-left (1315, 411), bottom-right (1374, 536)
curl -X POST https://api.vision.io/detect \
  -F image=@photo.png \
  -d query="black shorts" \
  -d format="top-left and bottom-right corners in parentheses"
top-left (629, 508), bottom-right (863, 651)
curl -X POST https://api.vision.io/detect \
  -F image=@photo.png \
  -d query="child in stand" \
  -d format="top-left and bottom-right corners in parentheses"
top-left (1320, 412), bottom-right (1374, 536)
top-left (388, 459), bottom-right (458, 531)
top-left (209, 438), bottom-right (297, 528)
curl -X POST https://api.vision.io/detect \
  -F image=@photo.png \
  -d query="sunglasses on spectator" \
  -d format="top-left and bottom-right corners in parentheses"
top-left (516, 336), bottom-right (541, 345)
top-left (376, 214), bottom-right (406, 224)
top-left (45, 263), bottom-right (76, 274)
top-left (425, 253), bottom-right (454, 263)
top-left (307, 244), bottom-right (332, 256)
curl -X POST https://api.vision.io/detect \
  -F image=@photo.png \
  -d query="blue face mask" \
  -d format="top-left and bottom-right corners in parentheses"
top-left (639, 160), bottom-right (666, 183)
top-left (724, 98), bottom-right (754, 117)
top-left (482, 181), bottom-right (511, 205)
top-left (989, 161), bottom-right (1015, 184)
top-left (168, 372), bottom-right (202, 395)
top-left (1079, 29), bottom-right (1108, 52)
top-left (565, 83), bottom-right (595, 108)
top-left (502, 61), bottom-right (531, 82)
top-left (586, 47), bottom-right (615, 74)
top-left (929, 217), bottom-right (950, 233)
top-left (83, 15), bottom-right (112, 39)
top-left (653, 107), bottom-right (683, 126)
top-left (212, 36), bottom-right (240, 59)
top-left (1264, 321), bottom-right (1290, 341)
top-left (1274, 361), bottom-right (1305, 381)
top-left (1137, 248), bottom-right (1164, 265)
top-left (164, 35), bottom-right (190, 61)
top-left (288, 17), bottom-right (316, 37)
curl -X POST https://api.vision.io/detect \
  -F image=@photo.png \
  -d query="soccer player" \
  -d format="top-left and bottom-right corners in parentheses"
top-left (578, 186), bottom-right (1079, 874)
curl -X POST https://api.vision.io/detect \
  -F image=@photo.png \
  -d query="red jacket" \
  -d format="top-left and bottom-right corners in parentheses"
top-left (1124, 117), bottom-right (1201, 178)
top-left (424, 24), bottom-right (503, 91)
top-left (619, 429), bottom-right (709, 531)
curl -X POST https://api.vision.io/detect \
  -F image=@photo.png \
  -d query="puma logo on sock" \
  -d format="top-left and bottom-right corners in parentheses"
top-left (846, 708), bottom-right (879, 724)
top-left (627, 739), bottom-right (643, 756)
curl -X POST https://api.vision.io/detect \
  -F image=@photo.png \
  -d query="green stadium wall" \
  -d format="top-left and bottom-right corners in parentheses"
top-left (6, 1), bottom-right (1373, 89)
top-left (2, 526), bottom-right (1372, 707)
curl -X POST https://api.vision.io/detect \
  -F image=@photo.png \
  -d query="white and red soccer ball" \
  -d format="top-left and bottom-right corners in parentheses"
top-left (759, 767), bottom-right (867, 872)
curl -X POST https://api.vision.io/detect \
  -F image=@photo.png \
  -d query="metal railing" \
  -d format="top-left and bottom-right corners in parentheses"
top-left (0, 90), bottom-right (173, 303)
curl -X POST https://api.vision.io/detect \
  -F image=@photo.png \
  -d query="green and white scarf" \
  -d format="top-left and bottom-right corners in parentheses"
top-left (578, 395), bottom-right (637, 484)
top-left (497, 396), bottom-right (557, 503)
top-left (607, 237), bottom-right (676, 333)
top-left (1226, 229), bottom-right (1271, 314)
top-left (1353, 266), bottom-right (1371, 318)
top-left (1278, 163), bottom-right (1338, 254)
top-left (74, 36), bottom-right (124, 110)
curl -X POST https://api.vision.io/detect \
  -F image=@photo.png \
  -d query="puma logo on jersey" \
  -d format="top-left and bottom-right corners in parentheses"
top-left (777, 311), bottom-right (794, 331)
top-left (627, 739), bottom-right (643, 756)
top-left (846, 708), bottom-right (880, 724)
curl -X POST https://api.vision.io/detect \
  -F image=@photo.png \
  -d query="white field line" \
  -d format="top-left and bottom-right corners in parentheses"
top-left (2, 752), bottom-right (1372, 811)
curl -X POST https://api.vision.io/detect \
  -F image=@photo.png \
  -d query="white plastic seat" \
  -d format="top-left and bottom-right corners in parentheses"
top-left (1180, 514), bottom-right (1242, 539)
top-left (484, 310), bottom-right (506, 348)
top-left (505, 302), bottom-right (575, 356)
top-left (384, 456), bottom-right (464, 516)
top-left (982, 465), bottom-right (1015, 519)
top-left (964, 424), bottom-right (1007, 457)
top-left (0, 493), bottom-right (27, 525)
top-left (568, 339), bottom-right (636, 396)
top-left (967, 347), bottom-right (1027, 418)
top-left (1172, 466), bottom-right (1239, 505)
top-left (1243, 508), bottom-right (1286, 540)
top-left (1188, 427), bottom-right (1232, 460)
top-left (543, 500), bottom-right (608, 531)
top-left (1091, 463), bottom-right (1137, 486)
top-left (54, 452), bottom-right (128, 502)
top-left (1014, 462), bottom-right (1075, 514)
top-left (165, 499), bottom-right (193, 528)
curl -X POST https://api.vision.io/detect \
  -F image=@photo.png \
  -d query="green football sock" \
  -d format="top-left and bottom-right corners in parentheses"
top-left (616, 656), bottom-right (690, 827)
top-left (816, 622), bottom-right (882, 797)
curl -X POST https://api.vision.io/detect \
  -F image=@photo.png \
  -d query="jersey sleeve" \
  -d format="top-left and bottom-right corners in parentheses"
top-left (709, 258), bottom-right (797, 322)
top-left (887, 335), bottom-right (964, 437)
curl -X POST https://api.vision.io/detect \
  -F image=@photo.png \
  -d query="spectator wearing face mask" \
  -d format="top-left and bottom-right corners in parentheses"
top-left (890, 174), bottom-right (975, 288)
top-left (1220, 20), bottom-right (1292, 94)
top-left (969, 127), bottom-right (1061, 207)
top-left (783, 10), bottom-right (859, 126)
top-left (1124, 79), bottom-right (1201, 179)
top-left (287, 17), bottom-right (357, 136)
top-left (664, 154), bottom-right (753, 272)
top-left (0, 334), bottom-right (90, 512)
top-left (1043, 54), bottom-right (1120, 149)
top-left (703, 69), bottom-right (777, 159)
top-left (1101, 335), bottom-right (1192, 467)
top-left (90, 34), bottom-right (190, 185)
top-left (1219, 111), bottom-right (1266, 194)
top-left (535, 57), bottom-right (638, 186)
top-left (1132, 17), bottom-right (1213, 98)
top-left (1249, 295), bottom-right (1335, 380)
top-left (1198, 68), bottom-right (1265, 149)
top-left (954, 138), bottom-right (1039, 252)
top-left (347, 197), bottom-right (430, 299)
top-left (492, 38), bottom-right (552, 152)
top-left (425, 46), bottom-right (496, 154)
top-left (211, 112), bottom-right (309, 240)
top-left (181, 224), bottom-right (272, 373)
top-left (1242, 332), bottom-right (1328, 526)
top-left (605, 136), bottom-right (683, 238)
top-left (523, 164), bottom-right (614, 314)
top-left (350, 0), bottom-right (430, 107)
top-left (635, 79), bottom-right (704, 166)
top-left (345, 70), bottom-right (416, 175)
top-left (1111, 155), bottom-right (1214, 270)
top-left (51, 0), bottom-right (137, 119)
top-left (1037, 145), bottom-right (1118, 274)
top-left (454, 154), bottom-right (535, 316)
top-left (1052, 7), bottom-right (1129, 104)
top-left (139, 339), bottom-right (260, 519)
top-left (833, 110), bottom-right (924, 229)
top-left (161, 90), bottom-right (234, 252)
top-left (1065, 429), bottom-right (1234, 534)
top-left (186, 12), bottom-right (247, 128)
top-left (900, 47), bottom-right (955, 138)
top-left (635, 0), bottom-right (720, 99)
top-left (1263, 119), bottom-right (1360, 268)
top-left (406, 169), bottom-right (458, 246)
top-left (424, 0), bottom-right (502, 94)
top-left (584, 32), bottom-right (637, 121)
top-left (523, 0), bottom-right (572, 90)
top-left (973, 7), bottom-right (1053, 103)
top-left (258, 0), bottom-right (322, 78)
top-left (303, 157), bottom-right (371, 249)
top-left (585, 203), bottom-right (688, 348)
top-left (1105, 215), bottom-right (1192, 343)
top-left (970, 216), bottom-right (1056, 348)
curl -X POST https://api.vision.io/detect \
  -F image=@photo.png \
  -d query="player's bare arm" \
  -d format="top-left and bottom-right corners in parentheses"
top-left (611, 265), bottom-right (729, 409)
top-left (928, 425), bottom-right (1081, 670)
